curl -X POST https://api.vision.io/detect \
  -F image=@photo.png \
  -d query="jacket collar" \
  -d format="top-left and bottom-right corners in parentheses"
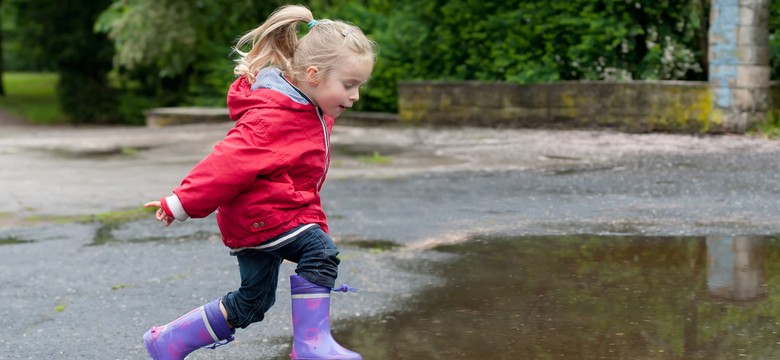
top-left (251, 67), bottom-right (312, 106)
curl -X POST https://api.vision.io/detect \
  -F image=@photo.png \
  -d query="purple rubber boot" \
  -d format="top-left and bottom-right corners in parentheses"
top-left (289, 275), bottom-right (361, 360)
top-left (143, 298), bottom-right (234, 360)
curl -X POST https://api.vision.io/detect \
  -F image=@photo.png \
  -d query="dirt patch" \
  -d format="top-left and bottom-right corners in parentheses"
top-left (0, 109), bottom-right (31, 127)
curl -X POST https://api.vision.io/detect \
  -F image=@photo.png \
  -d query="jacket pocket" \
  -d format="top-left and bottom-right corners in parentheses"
top-left (247, 210), bottom-right (287, 233)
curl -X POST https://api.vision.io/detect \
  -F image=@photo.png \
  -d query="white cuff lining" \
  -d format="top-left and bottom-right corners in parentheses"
top-left (166, 194), bottom-right (190, 221)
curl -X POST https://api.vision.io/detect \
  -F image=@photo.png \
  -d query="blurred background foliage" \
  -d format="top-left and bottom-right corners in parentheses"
top-left (0, 0), bottom-right (776, 125)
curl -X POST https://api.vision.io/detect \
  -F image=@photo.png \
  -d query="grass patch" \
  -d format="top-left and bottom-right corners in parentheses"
top-left (748, 111), bottom-right (780, 140)
top-left (0, 72), bottom-right (64, 124)
top-left (357, 151), bottom-right (393, 165)
top-left (2, 206), bottom-right (161, 244)
top-left (121, 147), bottom-right (139, 156)
top-left (80, 206), bottom-right (157, 225)
top-left (111, 283), bottom-right (136, 291)
top-left (340, 238), bottom-right (401, 254)
top-left (0, 236), bottom-right (33, 246)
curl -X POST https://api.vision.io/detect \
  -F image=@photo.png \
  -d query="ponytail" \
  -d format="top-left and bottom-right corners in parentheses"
top-left (233, 5), bottom-right (312, 83)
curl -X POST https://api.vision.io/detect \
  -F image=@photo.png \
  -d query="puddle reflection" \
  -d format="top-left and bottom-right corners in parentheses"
top-left (335, 235), bottom-right (780, 359)
top-left (707, 236), bottom-right (765, 302)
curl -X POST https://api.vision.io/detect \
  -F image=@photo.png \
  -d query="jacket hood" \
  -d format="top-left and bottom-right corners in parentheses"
top-left (227, 68), bottom-right (315, 121)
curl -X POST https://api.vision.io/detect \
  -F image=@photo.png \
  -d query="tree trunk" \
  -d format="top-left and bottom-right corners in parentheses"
top-left (697, 0), bottom-right (710, 79)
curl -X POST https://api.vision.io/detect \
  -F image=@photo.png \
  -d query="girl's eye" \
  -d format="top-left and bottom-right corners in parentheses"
top-left (344, 83), bottom-right (355, 89)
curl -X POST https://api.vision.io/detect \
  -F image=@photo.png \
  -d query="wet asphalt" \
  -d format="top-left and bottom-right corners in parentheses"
top-left (3, 121), bottom-right (780, 359)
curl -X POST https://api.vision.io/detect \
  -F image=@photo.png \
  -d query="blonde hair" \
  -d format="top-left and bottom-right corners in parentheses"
top-left (233, 5), bottom-right (377, 84)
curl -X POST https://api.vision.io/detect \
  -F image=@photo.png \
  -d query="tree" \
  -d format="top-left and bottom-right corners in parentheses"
top-left (771, 0), bottom-right (780, 79)
top-left (95, 0), bottom-right (286, 121)
top-left (15, 0), bottom-right (117, 123)
top-left (95, 0), bottom-right (198, 79)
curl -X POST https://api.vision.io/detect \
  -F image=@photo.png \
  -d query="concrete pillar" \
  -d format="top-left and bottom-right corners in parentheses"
top-left (708, 0), bottom-right (770, 132)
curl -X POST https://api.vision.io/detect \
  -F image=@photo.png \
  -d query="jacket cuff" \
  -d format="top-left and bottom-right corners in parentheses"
top-left (162, 194), bottom-right (190, 221)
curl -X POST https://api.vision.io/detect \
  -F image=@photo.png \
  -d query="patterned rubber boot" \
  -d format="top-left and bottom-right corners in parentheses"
top-left (143, 298), bottom-right (234, 360)
top-left (289, 275), bottom-right (361, 360)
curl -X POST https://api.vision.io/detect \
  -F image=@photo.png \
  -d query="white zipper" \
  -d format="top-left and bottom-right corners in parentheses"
top-left (273, 72), bottom-right (330, 190)
top-left (315, 107), bottom-right (330, 189)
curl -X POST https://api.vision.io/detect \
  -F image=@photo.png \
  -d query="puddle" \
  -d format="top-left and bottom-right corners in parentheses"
top-left (330, 235), bottom-right (780, 359)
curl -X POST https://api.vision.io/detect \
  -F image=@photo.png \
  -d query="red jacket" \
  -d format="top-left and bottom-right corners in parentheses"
top-left (164, 75), bottom-right (333, 249)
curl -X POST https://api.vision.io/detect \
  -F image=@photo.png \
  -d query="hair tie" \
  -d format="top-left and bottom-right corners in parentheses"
top-left (307, 20), bottom-right (318, 29)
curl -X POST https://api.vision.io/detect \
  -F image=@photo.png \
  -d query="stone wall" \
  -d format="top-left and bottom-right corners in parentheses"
top-left (144, 106), bottom-right (399, 127)
top-left (145, 81), bottom-right (779, 132)
top-left (399, 81), bottom-right (780, 133)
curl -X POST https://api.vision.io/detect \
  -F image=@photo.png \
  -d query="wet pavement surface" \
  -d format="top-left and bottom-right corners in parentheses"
top-left (4, 121), bottom-right (780, 358)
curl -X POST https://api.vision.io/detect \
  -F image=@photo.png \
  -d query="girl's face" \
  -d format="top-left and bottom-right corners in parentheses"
top-left (305, 56), bottom-right (373, 118)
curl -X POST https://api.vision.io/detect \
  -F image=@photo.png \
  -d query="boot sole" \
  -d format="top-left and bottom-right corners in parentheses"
top-left (143, 328), bottom-right (160, 359)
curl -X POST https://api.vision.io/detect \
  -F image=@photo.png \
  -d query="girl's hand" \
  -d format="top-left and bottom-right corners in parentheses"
top-left (144, 201), bottom-right (174, 227)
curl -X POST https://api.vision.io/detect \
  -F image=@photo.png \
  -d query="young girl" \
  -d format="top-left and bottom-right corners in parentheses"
top-left (142, 5), bottom-right (376, 360)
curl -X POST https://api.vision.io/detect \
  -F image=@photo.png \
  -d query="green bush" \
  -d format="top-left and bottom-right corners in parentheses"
top-left (56, 71), bottom-right (120, 124)
top-left (771, 0), bottom-right (780, 80)
top-left (10, 0), bottom-right (773, 122)
top-left (117, 93), bottom-right (162, 126)
top-left (315, 0), bottom-right (709, 113)
top-left (13, 0), bottom-right (120, 124)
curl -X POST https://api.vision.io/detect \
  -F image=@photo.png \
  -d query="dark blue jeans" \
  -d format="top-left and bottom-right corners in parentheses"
top-left (220, 224), bottom-right (340, 329)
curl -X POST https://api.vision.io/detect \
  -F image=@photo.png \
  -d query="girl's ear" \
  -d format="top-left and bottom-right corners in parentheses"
top-left (305, 66), bottom-right (320, 85)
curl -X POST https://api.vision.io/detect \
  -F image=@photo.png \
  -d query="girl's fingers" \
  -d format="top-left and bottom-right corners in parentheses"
top-left (145, 200), bottom-right (171, 226)
top-left (144, 201), bottom-right (161, 208)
